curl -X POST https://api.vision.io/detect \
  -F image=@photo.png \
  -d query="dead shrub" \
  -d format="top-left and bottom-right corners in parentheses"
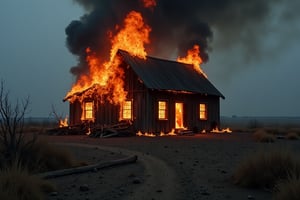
top-left (286, 132), bottom-right (299, 140)
top-left (274, 176), bottom-right (300, 200)
top-left (0, 165), bottom-right (56, 200)
top-left (233, 148), bottom-right (300, 190)
top-left (253, 129), bottom-right (275, 143)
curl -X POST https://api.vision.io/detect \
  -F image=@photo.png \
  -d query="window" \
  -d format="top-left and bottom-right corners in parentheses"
top-left (121, 100), bottom-right (132, 120)
top-left (84, 101), bottom-right (93, 120)
top-left (199, 103), bottom-right (207, 120)
top-left (158, 101), bottom-right (168, 120)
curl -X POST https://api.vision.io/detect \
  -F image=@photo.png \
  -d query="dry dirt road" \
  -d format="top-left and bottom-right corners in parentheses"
top-left (44, 133), bottom-right (300, 200)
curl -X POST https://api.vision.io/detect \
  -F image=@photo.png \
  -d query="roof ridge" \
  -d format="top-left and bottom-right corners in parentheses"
top-left (117, 49), bottom-right (194, 67)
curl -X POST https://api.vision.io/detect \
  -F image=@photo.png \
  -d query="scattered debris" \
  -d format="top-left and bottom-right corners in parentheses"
top-left (47, 120), bottom-right (134, 137)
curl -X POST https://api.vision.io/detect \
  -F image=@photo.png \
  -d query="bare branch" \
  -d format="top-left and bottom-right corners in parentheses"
top-left (50, 104), bottom-right (64, 124)
top-left (0, 80), bottom-right (31, 166)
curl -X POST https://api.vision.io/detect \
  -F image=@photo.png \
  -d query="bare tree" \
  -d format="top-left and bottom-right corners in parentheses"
top-left (0, 80), bottom-right (30, 166)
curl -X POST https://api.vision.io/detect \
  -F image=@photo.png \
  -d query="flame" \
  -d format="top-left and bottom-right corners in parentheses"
top-left (86, 127), bottom-right (91, 135)
top-left (177, 45), bottom-right (207, 78)
top-left (59, 116), bottom-right (68, 128)
top-left (175, 103), bottom-right (184, 129)
top-left (142, 0), bottom-right (157, 8)
top-left (211, 128), bottom-right (232, 134)
top-left (110, 11), bottom-right (151, 60)
top-left (137, 129), bottom-right (177, 137)
top-left (65, 11), bottom-right (151, 106)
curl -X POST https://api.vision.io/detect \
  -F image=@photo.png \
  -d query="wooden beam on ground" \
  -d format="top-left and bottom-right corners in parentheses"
top-left (38, 155), bottom-right (138, 179)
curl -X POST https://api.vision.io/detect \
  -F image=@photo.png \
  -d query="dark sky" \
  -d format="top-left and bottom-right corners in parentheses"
top-left (0, 0), bottom-right (299, 117)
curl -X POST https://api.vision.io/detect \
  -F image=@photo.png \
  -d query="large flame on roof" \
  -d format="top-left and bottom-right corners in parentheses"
top-left (65, 4), bottom-right (208, 105)
top-left (177, 45), bottom-right (207, 78)
top-left (65, 11), bottom-right (151, 104)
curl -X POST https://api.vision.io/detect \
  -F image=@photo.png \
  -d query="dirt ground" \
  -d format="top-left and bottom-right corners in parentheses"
top-left (43, 133), bottom-right (300, 200)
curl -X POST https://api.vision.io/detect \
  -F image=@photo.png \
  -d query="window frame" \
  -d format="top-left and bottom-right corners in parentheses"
top-left (83, 101), bottom-right (94, 120)
top-left (158, 100), bottom-right (168, 120)
top-left (199, 103), bottom-right (208, 120)
top-left (121, 100), bottom-right (133, 120)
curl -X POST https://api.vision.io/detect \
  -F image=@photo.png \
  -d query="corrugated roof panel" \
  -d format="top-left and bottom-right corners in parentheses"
top-left (118, 50), bottom-right (225, 98)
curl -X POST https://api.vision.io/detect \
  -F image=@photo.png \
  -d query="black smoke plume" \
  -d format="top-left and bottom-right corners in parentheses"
top-left (66, 0), bottom-right (299, 78)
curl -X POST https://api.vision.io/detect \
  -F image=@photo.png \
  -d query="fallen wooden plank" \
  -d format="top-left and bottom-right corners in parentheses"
top-left (38, 155), bottom-right (138, 179)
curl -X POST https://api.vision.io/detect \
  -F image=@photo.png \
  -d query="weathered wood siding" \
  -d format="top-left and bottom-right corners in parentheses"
top-left (122, 62), bottom-right (221, 133)
top-left (94, 100), bottom-right (119, 126)
top-left (69, 100), bottom-right (82, 125)
top-left (69, 60), bottom-right (221, 133)
top-left (137, 91), bottom-right (220, 133)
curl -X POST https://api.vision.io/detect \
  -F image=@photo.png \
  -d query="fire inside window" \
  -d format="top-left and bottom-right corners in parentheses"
top-left (158, 101), bottom-right (168, 120)
top-left (199, 103), bottom-right (207, 120)
top-left (122, 100), bottom-right (132, 120)
top-left (84, 101), bottom-right (94, 120)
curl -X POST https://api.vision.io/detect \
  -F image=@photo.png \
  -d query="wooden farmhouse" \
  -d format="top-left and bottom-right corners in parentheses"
top-left (65, 50), bottom-right (224, 134)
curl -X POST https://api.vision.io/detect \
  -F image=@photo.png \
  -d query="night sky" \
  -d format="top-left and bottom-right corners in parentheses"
top-left (0, 0), bottom-right (299, 118)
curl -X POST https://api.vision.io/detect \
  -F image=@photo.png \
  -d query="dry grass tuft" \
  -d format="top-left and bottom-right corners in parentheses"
top-left (253, 129), bottom-right (275, 143)
top-left (286, 132), bottom-right (299, 140)
top-left (233, 148), bottom-right (300, 189)
top-left (0, 138), bottom-right (78, 173)
top-left (18, 139), bottom-right (77, 173)
top-left (273, 176), bottom-right (300, 200)
top-left (0, 165), bottom-right (56, 200)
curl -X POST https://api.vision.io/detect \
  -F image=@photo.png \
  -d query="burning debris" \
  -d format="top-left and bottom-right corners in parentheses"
top-left (59, 116), bottom-right (68, 128)
top-left (211, 128), bottom-right (232, 134)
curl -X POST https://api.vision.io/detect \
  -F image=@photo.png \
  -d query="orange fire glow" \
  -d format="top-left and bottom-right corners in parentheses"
top-left (65, 11), bottom-right (151, 105)
top-left (136, 129), bottom-right (177, 137)
top-left (211, 128), bottom-right (232, 134)
top-left (142, 0), bottom-right (157, 8)
top-left (59, 116), bottom-right (68, 128)
top-left (110, 11), bottom-right (151, 60)
top-left (177, 45), bottom-right (207, 78)
top-left (175, 103), bottom-right (184, 129)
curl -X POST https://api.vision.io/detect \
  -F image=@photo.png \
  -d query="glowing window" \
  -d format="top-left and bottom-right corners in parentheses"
top-left (158, 101), bottom-right (168, 120)
top-left (122, 100), bottom-right (132, 120)
top-left (84, 102), bottom-right (93, 120)
top-left (199, 103), bottom-right (207, 120)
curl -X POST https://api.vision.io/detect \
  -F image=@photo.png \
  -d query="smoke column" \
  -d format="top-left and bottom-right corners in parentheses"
top-left (66, 0), bottom-right (300, 79)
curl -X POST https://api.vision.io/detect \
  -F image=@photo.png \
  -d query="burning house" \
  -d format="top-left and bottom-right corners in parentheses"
top-left (63, 2), bottom-right (225, 135)
top-left (64, 49), bottom-right (224, 134)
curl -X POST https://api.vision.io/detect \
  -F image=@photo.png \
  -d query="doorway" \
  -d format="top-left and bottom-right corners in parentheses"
top-left (175, 103), bottom-right (184, 129)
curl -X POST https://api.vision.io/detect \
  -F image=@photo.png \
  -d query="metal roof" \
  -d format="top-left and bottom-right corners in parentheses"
top-left (118, 50), bottom-right (225, 98)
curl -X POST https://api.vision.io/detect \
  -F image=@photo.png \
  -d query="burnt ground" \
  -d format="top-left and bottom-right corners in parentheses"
top-left (43, 133), bottom-right (300, 200)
